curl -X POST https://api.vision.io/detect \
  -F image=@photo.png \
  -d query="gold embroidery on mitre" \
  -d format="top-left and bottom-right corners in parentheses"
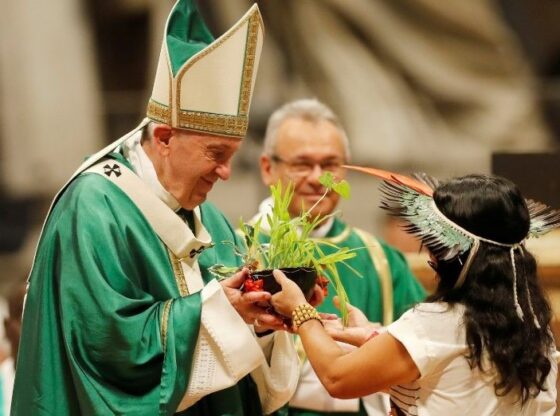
top-left (168, 51), bottom-right (173, 125)
top-left (177, 111), bottom-right (248, 138)
top-left (147, 100), bottom-right (171, 125)
top-left (147, 39), bottom-right (174, 124)
top-left (238, 12), bottom-right (260, 116)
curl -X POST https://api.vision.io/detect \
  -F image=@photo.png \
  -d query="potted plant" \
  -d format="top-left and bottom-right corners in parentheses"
top-left (210, 172), bottom-right (359, 323)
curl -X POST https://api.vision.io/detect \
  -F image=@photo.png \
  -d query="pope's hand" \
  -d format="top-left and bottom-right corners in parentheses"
top-left (220, 268), bottom-right (286, 332)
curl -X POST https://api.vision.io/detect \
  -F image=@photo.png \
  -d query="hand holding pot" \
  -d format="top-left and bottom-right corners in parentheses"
top-left (221, 268), bottom-right (286, 331)
top-left (270, 269), bottom-right (308, 318)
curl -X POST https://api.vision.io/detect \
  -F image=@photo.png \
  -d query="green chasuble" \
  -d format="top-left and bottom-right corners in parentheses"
top-left (268, 217), bottom-right (426, 416)
top-left (12, 154), bottom-right (263, 416)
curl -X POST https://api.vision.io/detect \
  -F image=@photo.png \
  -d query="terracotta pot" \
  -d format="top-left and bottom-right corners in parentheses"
top-left (248, 267), bottom-right (317, 300)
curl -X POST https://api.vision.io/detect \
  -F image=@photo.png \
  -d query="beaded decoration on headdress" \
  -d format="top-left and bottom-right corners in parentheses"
top-left (344, 166), bottom-right (560, 328)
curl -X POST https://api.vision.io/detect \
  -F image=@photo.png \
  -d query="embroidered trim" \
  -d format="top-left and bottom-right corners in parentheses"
top-left (168, 248), bottom-right (189, 297)
top-left (168, 43), bottom-right (173, 125)
top-left (147, 100), bottom-right (171, 125)
top-left (353, 228), bottom-right (394, 326)
top-left (176, 110), bottom-right (248, 138)
top-left (184, 327), bottom-right (216, 399)
top-left (237, 12), bottom-right (260, 116)
top-left (161, 299), bottom-right (173, 351)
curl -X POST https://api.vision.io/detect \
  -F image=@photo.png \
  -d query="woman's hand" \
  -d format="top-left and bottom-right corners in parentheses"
top-left (270, 269), bottom-right (307, 317)
top-left (322, 296), bottom-right (382, 347)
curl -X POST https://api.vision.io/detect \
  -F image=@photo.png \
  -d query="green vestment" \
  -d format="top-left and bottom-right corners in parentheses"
top-left (315, 218), bottom-right (426, 321)
top-left (12, 154), bottom-right (263, 416)
top-left (270, 217), bottom-right (426, 416)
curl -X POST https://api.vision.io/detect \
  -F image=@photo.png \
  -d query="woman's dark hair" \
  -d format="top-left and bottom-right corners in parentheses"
top-left (426, 174), bottom-right (553, 404)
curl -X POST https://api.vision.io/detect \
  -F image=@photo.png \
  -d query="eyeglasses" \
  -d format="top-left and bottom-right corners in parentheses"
top-left (271, 155), bottom-right (345, 177)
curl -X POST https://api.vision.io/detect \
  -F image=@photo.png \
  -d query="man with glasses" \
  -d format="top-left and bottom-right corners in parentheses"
top-left (251, 98), bottom-right (426, 416)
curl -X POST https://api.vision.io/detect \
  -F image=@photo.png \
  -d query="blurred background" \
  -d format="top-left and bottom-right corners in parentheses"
top-left (1, 1), bottom-right (560, 410)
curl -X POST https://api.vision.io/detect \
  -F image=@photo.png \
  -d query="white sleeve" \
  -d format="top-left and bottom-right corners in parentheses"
top-left (386, 304), bottom-right (466, 378)
top-left (386, 309), bottom-right (434, 377)
top-left (255, 331), bottom-right (275, 364)
top-left (176, 279), bottom-right (265, 412)
top-left (250, 330), bottom-right (300, 414)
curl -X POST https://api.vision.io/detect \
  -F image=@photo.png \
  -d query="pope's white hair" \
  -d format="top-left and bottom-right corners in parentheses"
top-left (262, 98), bottom-right (351, 161)
top-left (142, 121), bottom-right (158, 143)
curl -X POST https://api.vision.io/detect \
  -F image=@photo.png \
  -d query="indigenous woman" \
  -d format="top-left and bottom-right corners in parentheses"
top-left (271, 173), bottom-right (559, 415)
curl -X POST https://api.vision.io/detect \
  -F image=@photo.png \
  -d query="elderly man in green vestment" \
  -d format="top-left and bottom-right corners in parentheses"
top-left (11, 2), bottom-right (300, 415)
top-left (251, 99), bottom-right (426, 416)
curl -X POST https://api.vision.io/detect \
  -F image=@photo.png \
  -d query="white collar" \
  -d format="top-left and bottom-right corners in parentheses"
top-left (121, 130), bottom-right (181, 212)
top-left (120, 131), bottom-right (211, 242)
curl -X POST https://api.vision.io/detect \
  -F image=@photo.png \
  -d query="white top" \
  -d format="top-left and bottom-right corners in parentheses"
top-left (0, 358), bottom-right (14, 416)
top-left (387, 302), bottom-right (558, 416)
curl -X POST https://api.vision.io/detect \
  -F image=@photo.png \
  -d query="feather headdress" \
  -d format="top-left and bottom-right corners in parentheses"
top-left (345, 165), bottom-right (560, 327)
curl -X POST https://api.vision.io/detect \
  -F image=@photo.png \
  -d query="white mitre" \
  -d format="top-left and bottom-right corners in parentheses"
top-left (147, 0), bottom-right (264, 138)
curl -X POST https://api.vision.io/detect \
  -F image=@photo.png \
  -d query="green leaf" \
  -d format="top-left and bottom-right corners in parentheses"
top-left (319, 171), bottom-right (335, 188)
top-left (208, 264), bottom-right (240, 279)
top-left (319, 172), bottom-right (351, 199)
top-left (333, 180), bottom-right (351, 199)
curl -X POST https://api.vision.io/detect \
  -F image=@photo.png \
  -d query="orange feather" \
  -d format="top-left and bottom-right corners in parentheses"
top-left (343, 165), bottom-right (434, 196)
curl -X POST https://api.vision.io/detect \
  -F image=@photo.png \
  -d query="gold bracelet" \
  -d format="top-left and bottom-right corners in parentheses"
top-left (292, 303), bottom-right (322, 331)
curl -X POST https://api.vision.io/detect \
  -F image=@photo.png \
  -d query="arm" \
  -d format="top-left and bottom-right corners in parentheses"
top-left (299, 323), bottom-right (419, 398)
top-left (271, 270), bottom-right (420, 399)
